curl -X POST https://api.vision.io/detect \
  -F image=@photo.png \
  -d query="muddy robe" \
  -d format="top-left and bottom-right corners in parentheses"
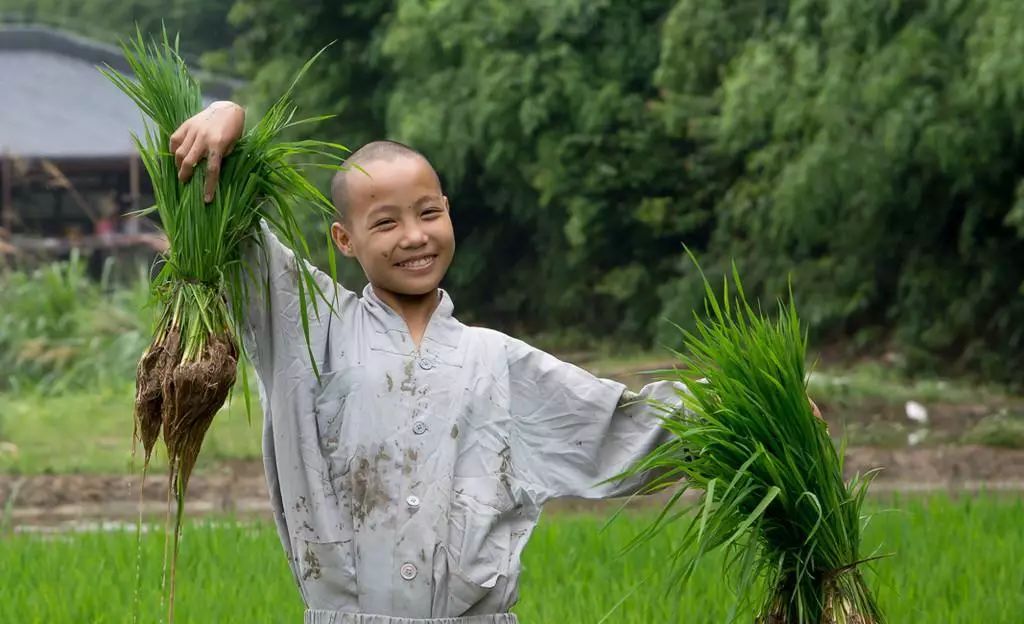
top-left (239, 221), bottom-right (684, 622)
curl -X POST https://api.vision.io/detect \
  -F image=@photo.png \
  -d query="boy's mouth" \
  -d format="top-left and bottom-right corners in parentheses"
top-left (394, 254), bottom-right (437, 271)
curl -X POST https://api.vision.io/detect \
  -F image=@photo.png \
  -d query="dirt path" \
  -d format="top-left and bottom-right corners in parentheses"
top-left (4, 447), bottom-right (1023, 529)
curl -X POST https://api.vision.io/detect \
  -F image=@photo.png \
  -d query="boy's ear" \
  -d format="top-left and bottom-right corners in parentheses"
top-left (331, 221), bottom-right (356, 257)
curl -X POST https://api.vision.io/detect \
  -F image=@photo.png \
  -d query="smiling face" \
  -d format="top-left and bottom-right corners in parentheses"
top-left (330, 154), bottom-right (455, 300)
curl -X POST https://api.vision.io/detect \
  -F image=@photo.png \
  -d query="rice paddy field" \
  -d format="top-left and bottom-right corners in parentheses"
top-left (2, 494), bottom-right (1021, 623)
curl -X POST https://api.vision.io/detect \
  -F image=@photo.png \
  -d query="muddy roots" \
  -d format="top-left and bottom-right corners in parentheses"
top-left (135, 326), bottom-right (237, 624)
top-left (161, 332), bottom-right (237, 494)
top-left (132, 326), bottom-right (237, 494)
top-left (133, 329), bottom-right (181, 467)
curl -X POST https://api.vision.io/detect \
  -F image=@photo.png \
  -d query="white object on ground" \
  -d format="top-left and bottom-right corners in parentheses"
top-left (905, 400), bottom-right (929, 424)
top-left (907, 429), bottom-right (928, 446)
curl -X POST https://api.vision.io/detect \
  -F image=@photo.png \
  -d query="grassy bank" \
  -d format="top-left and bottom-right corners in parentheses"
top-left (0, 383), bottom-right (261, 474)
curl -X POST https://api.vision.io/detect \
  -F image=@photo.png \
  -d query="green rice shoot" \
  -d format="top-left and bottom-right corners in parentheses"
top-left (615, 257), bottom-right (885, 624)
top-left (101, 29), bottom-right (346, 621)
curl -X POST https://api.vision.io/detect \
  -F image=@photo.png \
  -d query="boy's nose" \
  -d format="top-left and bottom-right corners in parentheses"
top-left (399, 226), bottom-right (428, 248)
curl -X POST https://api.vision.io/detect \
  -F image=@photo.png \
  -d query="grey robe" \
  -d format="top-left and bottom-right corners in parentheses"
top-left (240, 222), bottom-right (683, 624)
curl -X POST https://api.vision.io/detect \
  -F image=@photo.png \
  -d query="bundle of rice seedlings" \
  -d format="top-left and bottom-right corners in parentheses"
top-left (102, 31), bottom-right (342, 618)
top-left (618, 262), bottom-right (885, 624)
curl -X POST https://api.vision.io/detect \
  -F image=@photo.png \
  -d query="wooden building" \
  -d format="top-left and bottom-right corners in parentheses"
top-left (0, 25), bottom-right (239, 273)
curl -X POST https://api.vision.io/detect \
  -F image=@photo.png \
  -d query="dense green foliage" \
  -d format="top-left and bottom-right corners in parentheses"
top-left (2, 496), bottom-right (1022, 622)
top-left (6, 1), bottom-right (1024, 379)
top-left (379, 0), bottom-right (696, 337)
top-left (653, 0), bottom-right (1024, 381)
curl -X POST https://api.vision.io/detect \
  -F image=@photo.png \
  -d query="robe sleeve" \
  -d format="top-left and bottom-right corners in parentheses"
top-left (234, 219), bottom-right (358, 390)
top-left (229, 219), bottom-right (360, 586)
top-left (504, 336), bottom-right (686, 504)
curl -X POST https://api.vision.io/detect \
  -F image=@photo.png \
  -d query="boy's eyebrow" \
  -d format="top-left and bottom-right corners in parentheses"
top-left (365, 205), bottom-right (398, 221)
top-left (413, 194), bottom-right (441, 206)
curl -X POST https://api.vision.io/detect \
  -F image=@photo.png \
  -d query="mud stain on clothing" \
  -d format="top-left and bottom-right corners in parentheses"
top-left (303, 543), bottom-right (322, 580)
top-left (351, 443), bottom-right (394, 523)
top-left (401, 359), bottom-right (417, 395)
top-left (402, 447), bottom-right (419, 476)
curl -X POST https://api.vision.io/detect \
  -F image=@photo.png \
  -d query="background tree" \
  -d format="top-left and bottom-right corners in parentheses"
top-left (8, 0), bottom-right (1024, 381)
top-left (381, 0), bottom-right (701, 338)
top-left (654, 0), bottom-right (1024, 379)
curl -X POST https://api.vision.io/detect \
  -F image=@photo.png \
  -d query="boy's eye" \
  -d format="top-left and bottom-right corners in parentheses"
top-left (422, 208), bottom-right (442, 218)
top-left (372, 219), bottom-right (396, 229)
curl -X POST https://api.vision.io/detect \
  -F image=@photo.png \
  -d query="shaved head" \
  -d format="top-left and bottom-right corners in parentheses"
top-left (331, 140), bottom-right (441, 222)
top-left (327, 139), bottom-right (454, 304)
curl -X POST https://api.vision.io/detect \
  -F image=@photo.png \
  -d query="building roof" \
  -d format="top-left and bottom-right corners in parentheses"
top-left (0, 25), bottom-right (241, 160)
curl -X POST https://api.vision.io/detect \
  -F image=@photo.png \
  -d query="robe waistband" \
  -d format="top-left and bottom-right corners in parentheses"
top-left (304, 611), bottom-right (519, 624)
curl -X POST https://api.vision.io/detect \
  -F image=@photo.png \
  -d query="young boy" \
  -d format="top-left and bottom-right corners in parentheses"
top-left (171, 102), bottom-right (688, 623)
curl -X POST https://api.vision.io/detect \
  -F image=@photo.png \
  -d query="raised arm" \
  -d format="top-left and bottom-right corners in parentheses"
top-left (505, 337), bottom-right (685, 505)
top-left (167, 102), bottom-right (356, 380)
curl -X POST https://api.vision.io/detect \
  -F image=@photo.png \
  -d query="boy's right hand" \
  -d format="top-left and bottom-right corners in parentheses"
top-left (169, 100), bottom-right (245, 202)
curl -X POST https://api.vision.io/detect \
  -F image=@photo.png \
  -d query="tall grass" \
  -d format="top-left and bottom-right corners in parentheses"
top-left (0, 253), bottom-right (151, 394)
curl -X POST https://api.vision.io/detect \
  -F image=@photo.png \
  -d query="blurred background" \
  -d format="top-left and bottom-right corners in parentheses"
top-left (1, 2), bottom-right (1023, 622)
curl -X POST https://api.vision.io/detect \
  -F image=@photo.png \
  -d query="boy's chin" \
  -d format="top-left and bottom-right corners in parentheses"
top-left (378, 277), bottom-right (443, 298)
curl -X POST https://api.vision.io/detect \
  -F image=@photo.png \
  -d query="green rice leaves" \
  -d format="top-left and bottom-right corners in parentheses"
top-left (103, 28), bottom-right (344, 472)
top-left (617, 259), bottom-right (885, 624)
top-left (102, 29), bottom-right (346, 622)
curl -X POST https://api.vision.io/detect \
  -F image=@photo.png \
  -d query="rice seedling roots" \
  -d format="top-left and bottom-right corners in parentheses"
top-left (162, 332), bottom-right (237, 493)
top-left (756, 572), bottom-right (878, 624)
top-left (759, 609), bottom-right (874, 624)
top-left (133, 328), bottom-right (180, 467)
top-left (132, 326), bottom-right (238, 495)
top-left (759, 615), bottom-right (872, 624)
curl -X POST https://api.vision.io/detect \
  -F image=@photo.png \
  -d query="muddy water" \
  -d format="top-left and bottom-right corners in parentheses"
top-left (4, 447), bottom-right (1024, 530)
